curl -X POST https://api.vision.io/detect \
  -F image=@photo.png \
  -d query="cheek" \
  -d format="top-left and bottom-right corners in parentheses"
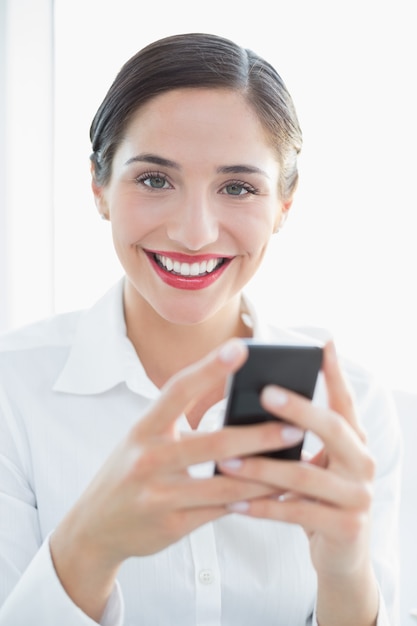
top-left (109, 198), bottom-right (153, 244)
top-left (231, 211), bottom-right (275, 253)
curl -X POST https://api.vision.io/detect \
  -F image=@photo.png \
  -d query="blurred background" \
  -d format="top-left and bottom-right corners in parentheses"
top-left (1, 1), bottom-right (416, 622)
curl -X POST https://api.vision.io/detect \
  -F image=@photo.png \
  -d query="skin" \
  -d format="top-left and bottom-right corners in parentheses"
top-left (50, 88), bottom-right (379, 625)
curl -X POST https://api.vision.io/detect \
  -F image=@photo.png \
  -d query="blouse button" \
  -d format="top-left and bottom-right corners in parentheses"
top-left (198, 569), bottom-right (214, 585)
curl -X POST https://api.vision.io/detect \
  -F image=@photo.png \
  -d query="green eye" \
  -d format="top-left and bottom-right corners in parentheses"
top-left (147, 176), bottom-right (166, 188)
top-left (135, 171), bottom-right (171, 189)
top-left (221, 180), bottom-right (257, 196)
top-left (225, 183), bottom-right (246, 195)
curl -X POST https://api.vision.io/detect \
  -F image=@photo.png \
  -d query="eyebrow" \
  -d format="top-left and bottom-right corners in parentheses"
top-left (124, 153), bottom-right (179, 169)
top-left (216, 164), bottom-right (269, 178)
top-left (124, 153), bottom-right (269, 178)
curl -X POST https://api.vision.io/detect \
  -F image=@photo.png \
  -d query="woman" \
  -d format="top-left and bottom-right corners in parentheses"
top-left (0, 33), bottom-right (401, 625)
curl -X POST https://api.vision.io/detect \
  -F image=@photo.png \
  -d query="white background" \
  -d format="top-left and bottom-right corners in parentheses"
top-left (1, 0), bottom-right (416, 396)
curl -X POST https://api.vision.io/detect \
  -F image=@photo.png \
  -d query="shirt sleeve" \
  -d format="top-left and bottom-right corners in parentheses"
top-left (0, 386), bottom-right (124, 626)
top-left (0, 536), bottom-right (124, 626)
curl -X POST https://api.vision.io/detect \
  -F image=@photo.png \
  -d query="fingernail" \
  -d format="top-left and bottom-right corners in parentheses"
top-left (227, 501), bottom-right (249, 513)
top-left (219, 340), bottom-right (244, 363)
top-left (218, 458), bottom-right (243, 471)
top-left (281, 426), bottom-right (304, 443)
top-left (262, 386), bottom-right (288, 406)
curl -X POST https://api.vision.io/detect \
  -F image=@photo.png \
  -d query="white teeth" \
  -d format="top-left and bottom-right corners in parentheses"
top-left (155, 254), bottom-right (223, 277)
top-left (190, 262), bottom-right (200, 276)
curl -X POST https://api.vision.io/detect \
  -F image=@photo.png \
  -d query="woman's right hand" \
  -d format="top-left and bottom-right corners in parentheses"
top-left (49, 338), bottom-right (303, 621)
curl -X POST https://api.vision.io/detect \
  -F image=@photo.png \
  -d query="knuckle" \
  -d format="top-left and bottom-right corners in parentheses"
top-left (132, 444), bottom-right (164, 477)
top-left (339, 510), bottom-right (367, 543)
top-left (326, 411), bottom-right (346, 439)
top-left (350, 480), bottom-right (373, 510)
top-left (276, 499), bottom-right (309, 526)
top-left (358, 450), bottom-right (376, 480)
top-left (293, 466), bottom-right (315, 493)
top-left (250, 499), bottom-right (276, 519)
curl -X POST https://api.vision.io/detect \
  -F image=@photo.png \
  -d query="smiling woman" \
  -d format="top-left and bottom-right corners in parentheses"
top-left (0, 31), bottom-right (402, 626)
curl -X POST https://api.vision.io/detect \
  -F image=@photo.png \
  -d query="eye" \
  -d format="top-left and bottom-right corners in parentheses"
top-left (135, 171), bottom-right (172, 189)
top-left (221, 180), bottom-right (258, 196)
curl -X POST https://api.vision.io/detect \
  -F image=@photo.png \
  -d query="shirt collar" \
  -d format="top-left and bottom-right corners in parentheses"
top-left (53, 278), bottom-right (159, 397)
top-left (52, 278), bottom-right (321, 398)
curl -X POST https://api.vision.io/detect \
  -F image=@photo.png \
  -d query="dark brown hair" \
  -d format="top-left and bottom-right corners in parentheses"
top-left (90, 33), bottom-right (302, 200)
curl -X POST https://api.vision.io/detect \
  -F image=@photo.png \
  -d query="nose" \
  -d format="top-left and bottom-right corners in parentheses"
top-left (166, 191), bottom-right (219, 251)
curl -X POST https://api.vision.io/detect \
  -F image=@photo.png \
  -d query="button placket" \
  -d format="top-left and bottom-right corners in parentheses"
top-left (189, 523), bottom-right (221, 624)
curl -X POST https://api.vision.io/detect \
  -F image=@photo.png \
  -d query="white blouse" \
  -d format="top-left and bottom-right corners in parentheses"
top-left (0, 279), bottom-right (401, 625)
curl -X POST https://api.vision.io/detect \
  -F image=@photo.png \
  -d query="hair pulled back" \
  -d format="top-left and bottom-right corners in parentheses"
top-left (90, 33), bottom-right (302, 201)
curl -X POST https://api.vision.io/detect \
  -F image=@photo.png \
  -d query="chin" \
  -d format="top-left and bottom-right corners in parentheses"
top-left (156, 293), bottom-right (230, 326)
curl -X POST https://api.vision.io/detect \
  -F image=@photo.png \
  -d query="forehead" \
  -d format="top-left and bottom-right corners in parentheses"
top-left (128, 87), bottom-right (261, 123)
top-left (118, 87), bottom-right (278, 167)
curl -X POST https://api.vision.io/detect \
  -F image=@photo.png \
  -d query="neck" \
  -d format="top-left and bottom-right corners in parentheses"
top-left (123, 284), bottom-right (252, 390)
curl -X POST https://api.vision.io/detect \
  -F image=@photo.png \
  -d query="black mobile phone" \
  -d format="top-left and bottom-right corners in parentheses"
top-left (218, 341), bottom-right (323, 466)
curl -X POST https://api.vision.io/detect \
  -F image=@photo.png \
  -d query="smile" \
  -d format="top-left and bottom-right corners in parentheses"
top-left (154, 254), bottom-right (225, 277)
top-left (146, 250), bottom-right (232, 291)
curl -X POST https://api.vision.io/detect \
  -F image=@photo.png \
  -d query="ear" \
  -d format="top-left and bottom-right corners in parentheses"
top-left (273, 197), bottom-right (293, 233)
top-left (91, 163), bottom-right (109, 220)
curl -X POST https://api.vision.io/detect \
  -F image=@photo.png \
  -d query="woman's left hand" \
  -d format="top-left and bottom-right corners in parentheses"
top-left (217, 340), bottom-right (376, 579)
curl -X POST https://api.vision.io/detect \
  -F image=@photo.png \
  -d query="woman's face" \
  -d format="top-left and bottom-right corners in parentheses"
top-left (93, 88), bottom-right (291, 326)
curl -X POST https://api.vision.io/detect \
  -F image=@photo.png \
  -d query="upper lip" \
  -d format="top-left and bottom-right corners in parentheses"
top-left (145, 250), bottom-right (233, 263)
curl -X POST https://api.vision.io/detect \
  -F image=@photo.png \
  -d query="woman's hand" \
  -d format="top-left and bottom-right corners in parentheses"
top-left (218, 341), bottom-right (379, 625)
top-left (50, 338), bottom-right (303, 621)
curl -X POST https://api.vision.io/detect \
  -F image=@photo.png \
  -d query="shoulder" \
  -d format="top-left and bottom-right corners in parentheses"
top-left (0, 311), bottom-right (85, 393)
top-left (0, 310), bottom-right (83, 355)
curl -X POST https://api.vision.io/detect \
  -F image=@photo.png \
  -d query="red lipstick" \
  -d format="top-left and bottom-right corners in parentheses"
top-left (145, 250), bottom-right (232, 290)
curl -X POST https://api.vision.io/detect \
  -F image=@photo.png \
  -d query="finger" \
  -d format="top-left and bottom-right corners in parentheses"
top-left (139, 473), bottom-right (277, 511)
top-left (217, 456), bottom-right (373, 509)
top-left (260, 386), bottom-right (374, 478)
top-left (134, 339), bottom-right (248, 436)
top-left (322, 340), bottom-right (367, 442)
top-left (132, 421), bottom-right (304, 475)
top-left (229, 496), bottom-right (370, 546)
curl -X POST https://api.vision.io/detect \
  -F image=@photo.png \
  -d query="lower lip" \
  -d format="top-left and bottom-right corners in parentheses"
top-left (148, 254), bottom-right (231, 290)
